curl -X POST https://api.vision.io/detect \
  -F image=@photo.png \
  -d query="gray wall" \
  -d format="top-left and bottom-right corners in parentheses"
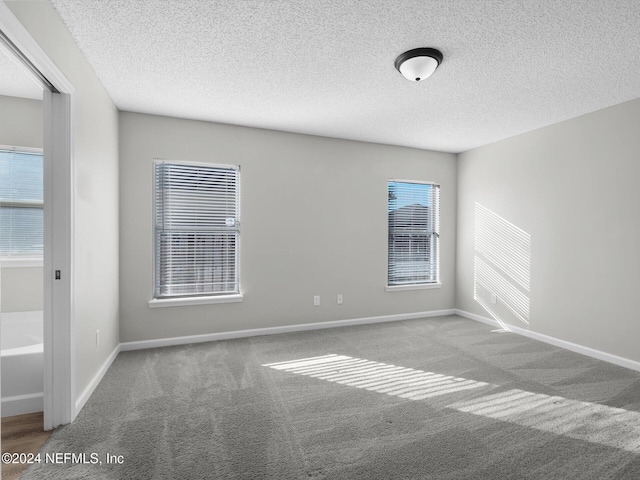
top-left (457, 96), bottom-right (640, 363)
top-left (8, 1), bottom-right (120, 399)
top-left (0, 95), bottom-right (42, 148)
top-left (119, 112), bottom-right (457, 342)
top-left (0, 95), bottom-right (43, 313)
top-left (1, 267), bottom-right (43, 312)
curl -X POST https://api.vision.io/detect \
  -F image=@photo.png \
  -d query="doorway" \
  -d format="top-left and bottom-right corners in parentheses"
top-left (0, 2), bottom-right (75, 431)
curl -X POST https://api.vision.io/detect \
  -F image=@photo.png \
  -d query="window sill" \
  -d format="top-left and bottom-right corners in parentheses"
top-left (149, 294), bottom-right (244, 308)
top-left (0, 257), bottom-right (43, 268)
top-left (386, 283), bottom-right (442, 292)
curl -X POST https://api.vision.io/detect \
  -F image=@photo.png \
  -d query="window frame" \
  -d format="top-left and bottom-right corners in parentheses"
top-left (386, 179), bottom-right (441, 291)
top-left (148, 159), bottom-right (243, 308)
top-left (0, 145), bottom-right (44, 267)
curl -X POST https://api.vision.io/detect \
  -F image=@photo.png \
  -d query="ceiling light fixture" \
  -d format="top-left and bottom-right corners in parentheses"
top-left (394, 48), bottom-right (443, 82)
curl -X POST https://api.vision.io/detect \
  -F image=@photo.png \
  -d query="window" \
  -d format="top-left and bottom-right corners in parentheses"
top-left (387, 180), bottom-right (440, 288)
top-left (153, 160), bottom-right (240, 300)
top-left (0, 148), bottom-right (44, 260)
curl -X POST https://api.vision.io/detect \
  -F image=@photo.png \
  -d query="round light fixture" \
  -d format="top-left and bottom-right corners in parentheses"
top-left (394, 48), bottom-right (443, 82)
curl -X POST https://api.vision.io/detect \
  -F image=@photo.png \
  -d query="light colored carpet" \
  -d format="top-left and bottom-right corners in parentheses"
top-left (23, 315), bottom-right (640, 479)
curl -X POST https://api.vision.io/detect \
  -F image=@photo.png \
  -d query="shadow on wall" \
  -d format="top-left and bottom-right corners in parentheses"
top-left (474, 203), bottom-right (530, 332)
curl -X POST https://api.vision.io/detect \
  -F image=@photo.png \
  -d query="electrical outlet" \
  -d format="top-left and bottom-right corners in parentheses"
top-left (314, 295), bottom-right (320, 306)
top-left (96, 330), bottom-right (100, 347)
top-left (337, 294), bottom-right (343, 305)
top-left (490, 293), bottom-right (497, 305)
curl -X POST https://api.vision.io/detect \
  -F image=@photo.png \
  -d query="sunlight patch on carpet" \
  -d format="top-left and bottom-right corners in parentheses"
top-left (448, 388), bottom-right (640, 452)
top-left (264, 354), bottom-right (490, 400)
top-left (265, 353), bottom-right (640, 453)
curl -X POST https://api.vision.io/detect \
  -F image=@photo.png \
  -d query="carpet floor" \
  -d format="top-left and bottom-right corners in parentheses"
top-left (23, 315), bottom-right (640, 479)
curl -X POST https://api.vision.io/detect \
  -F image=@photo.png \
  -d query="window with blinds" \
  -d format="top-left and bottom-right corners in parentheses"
top-left (388, 180), bottom-right (440, 286)
top-left (0, 149), bottom-right (44, 257)
top-left (154, 160), bottom-right (240, 298)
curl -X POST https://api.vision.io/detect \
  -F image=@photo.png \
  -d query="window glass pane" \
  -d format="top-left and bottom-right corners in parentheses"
top-left (0, 150), bottom-right (44, 257)
top-left (156, 232), bottom-right (238, 296)
top-left (0, 150), bottom-right (43, 203)
top-left (154, 161), bottom-right (240, 298)
top-left (0, 207), bottom-right (43, 255)
top-left (388, 181), bottom-right (439, 285)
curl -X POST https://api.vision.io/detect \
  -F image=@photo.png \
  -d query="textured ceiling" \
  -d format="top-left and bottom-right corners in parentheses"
top-left (49, 0), bottom-right (640, 153)
top-left (0, 47), bottom-right (43, 100)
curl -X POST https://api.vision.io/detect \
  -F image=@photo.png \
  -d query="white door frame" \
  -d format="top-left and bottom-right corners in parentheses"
top-left (0, 1), bottom-right (76, 429)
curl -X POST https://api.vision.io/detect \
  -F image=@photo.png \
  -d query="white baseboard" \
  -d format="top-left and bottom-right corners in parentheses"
top-left (1, 392), bottom-right (44, 417)
top-left (74, 344), bottom-right (121, 418)
top-left (120, 309), bottom-right (457, 352)
top-left (68, 308), bottom-right (640, 420)
top-left (454, 309), bottom-right (501, 329)
top-left (455, 309), bottom-right (640, 373)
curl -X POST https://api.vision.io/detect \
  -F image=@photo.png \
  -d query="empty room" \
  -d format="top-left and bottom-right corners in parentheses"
top-left (1, 0), bottom-right (640, 478)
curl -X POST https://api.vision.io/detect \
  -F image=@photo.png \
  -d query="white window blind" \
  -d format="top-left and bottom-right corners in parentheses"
top-left (0, 149), bottom-right (44, 257)
top-left (154, 161), bottom-right (240, 298)
top-left (388, 181), bottom-right (440, 286)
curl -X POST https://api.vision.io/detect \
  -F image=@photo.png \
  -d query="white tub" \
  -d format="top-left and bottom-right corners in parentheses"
top-left (1, 311), bottom-right (44, 417)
